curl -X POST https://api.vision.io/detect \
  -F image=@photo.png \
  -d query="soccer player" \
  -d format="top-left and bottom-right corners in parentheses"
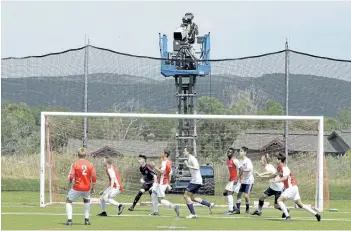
top-left (149, 149), bottom-right (180, 217)
top-left (251, 153), bottom-right (285, 216)
top-left (66, 148), bottom-right (96, 226)
top-left (233, 146), bottom-right (254, 214)
top-left (97, 156), bottom-right (124, 216)
top-left (223, 147), bottom-right (241, 215)
top-left (128, 154), bottom-right (157, 211)
top-left (183, 146), bottom-right (215, 219)
top-left (272, 153), bottom-right (321, 221)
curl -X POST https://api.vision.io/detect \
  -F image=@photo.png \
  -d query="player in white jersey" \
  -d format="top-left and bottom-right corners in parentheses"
top-left (183, 146), bottom-right (215, 219)
top-left (251, 153), bottom-right (286, 217)
top-left (233, 146), bottom-right (254, 214)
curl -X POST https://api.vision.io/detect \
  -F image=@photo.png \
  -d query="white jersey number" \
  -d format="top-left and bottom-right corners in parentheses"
top-left (82, 165), bottom-right (87, 175)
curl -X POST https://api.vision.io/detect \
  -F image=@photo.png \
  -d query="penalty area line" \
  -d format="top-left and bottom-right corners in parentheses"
top-left (2, 212), bottom-right (351, 222)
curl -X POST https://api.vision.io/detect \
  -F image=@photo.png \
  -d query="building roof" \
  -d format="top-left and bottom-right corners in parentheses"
top-left (232, 129), bottom-right (338, 153)
top-left (67, 138), bottom-right (170, 158)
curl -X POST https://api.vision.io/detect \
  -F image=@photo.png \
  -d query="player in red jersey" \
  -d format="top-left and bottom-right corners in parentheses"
top-left (97, 156), bottom-right (125, 216)
top-left (150, 149), bottom-right (180, 217)
top-left (223, 148), bottom-right (241, 214)
top-left (66, 148), bottom-right (96, 226)
top-left (271, 153), bottom-right (321, 222)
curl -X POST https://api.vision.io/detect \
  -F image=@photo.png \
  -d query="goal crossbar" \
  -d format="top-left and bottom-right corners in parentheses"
top-left (40, 112), bottom-right (324, 212)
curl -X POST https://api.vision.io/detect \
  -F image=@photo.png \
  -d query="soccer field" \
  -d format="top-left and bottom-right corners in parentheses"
top-left (2, 191), bottom-right (351, 230)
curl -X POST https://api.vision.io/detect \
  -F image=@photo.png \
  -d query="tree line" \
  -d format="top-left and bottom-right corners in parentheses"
top-left (2, 96), bottom-right (351, 159)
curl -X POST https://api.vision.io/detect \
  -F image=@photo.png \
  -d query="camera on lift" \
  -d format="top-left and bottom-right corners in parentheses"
top-left (172, 13), bottom-right (199, 70)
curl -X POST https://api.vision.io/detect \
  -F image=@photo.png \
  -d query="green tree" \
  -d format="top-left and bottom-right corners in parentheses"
top-left (1, 102), bottom-right (39, 155)
top-left (337, 109), bottom-right (351, 129)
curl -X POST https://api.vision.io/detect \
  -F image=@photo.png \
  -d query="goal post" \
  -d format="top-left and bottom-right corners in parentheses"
top-left (40, 112), bottom-right (325, 212)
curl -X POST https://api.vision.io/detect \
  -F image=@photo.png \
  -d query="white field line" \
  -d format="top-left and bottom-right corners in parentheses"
top-left (2, 212), bottom-right (351, 222)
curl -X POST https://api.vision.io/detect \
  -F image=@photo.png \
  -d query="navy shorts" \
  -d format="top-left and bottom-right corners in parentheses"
top-left (142, 183), bottom-right (153, 191)
top-left (239, 184), bottom-right (253, 194)
top-left (264, 187), bottom-right (282, 205)
top-left (186, 183), bottom-right (202, 194)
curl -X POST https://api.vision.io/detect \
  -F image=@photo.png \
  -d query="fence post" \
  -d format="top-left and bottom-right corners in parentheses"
top-left (83, 36), bottom-right (90, 148)
top-left (284, 39), bottom-right (290, 164)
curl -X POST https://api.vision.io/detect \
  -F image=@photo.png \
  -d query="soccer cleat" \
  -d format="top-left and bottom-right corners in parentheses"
top-left (118, 204), bottom-right (125, 215)
top-left (233, 210), bottom-right (240, 214)
top-left (150, 212), bottom-right (160, 216)
top-left (284, 216), bottom-right (292, 221)
top-left (245, 209), bottom-right (250, 214)
top-left (128, 206), bottom-right (134, 211)
top-left (226, 211), bottom-right (234, 215)
top-left (250, 210), bottom-right (262, 216)
top-left (97, 211), bottom-right (107, 216)
top-left (282, 209), bottom-right (290, 218)
top-left (209, 203), bottom-right (215, 214)
top-left (185, 214), bottom-right (198, 219)
top-left (174, 204), bottom-right (180, 217)
top-left (65, 220), bottom-right (72, 226)
top-left (315, 214), bottom-right (321, 222)
top-left (84, 219), bottom-right (91, 225)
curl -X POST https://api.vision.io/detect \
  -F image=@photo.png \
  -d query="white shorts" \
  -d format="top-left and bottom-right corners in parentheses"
top-left (225, 181), bottom-right (241, 193)
top-left (67, 188), bottom-right (90, 201)
top-left (101, 186), bottom-right (121, 200)
top-left (152, 184), bottom-right (168, 198)
top-left (281, 185), bottom-right (300, 201)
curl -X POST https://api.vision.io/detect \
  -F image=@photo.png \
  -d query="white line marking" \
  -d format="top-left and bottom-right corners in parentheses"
top-left (2, 212), bottom-right (351, 222)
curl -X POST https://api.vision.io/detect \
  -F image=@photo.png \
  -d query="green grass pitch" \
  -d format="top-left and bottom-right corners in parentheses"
top-left (1, 191), bottom-right (351, 230)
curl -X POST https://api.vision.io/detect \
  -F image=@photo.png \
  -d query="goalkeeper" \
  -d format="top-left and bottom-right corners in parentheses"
top-left (128, 154), bottom-right (157, 211)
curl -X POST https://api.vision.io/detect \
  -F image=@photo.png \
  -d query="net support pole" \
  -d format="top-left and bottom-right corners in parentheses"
top-left (40, 113), bottom-right (46, 207)
top-left (317, 117), bottom-right (324, 212)
top-left (284, 39), bottom-right (290, 164)
top-left (83, 36), bottom-right (89, 148)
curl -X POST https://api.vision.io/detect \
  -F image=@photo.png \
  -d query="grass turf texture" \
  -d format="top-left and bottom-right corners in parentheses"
top-left (2, 191), bottom-right (351, 230)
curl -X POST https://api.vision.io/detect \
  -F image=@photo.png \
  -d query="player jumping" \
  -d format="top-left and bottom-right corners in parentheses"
top-left (150, 149), bottom-right (180, 217)
top-left (97, 156), bottom-right (124, 216)
top-left (128, 154), bottom-right (157, 211)
top-left (272, 153), bottom-right (321, 221)
top-left (183, 146), bottom-right (215, 219)
top-left (233, 146), bottom-right (254, 214)
top-left (66, 148), bottom-right (96, 226)
top-left (251, 153), bottom-right (286, 216)
top-left (223, 147), bottom-right (241, 215)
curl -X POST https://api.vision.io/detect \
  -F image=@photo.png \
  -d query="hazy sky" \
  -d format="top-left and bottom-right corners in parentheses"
top-left (2, 1), bottom-right (351, 60)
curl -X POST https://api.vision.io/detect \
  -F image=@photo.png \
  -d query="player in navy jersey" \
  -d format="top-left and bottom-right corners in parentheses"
top-left (128, 154), bottom-right (157, 211)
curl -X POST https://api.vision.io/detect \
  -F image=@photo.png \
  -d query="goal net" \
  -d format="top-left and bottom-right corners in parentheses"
top-left (40, 112), bottom-right (326, 212)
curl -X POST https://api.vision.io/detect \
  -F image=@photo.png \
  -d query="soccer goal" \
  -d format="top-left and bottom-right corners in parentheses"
top-left (40, 112), bottom-right (326, 212)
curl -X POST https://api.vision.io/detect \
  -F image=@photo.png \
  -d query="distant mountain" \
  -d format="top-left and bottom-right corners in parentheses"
top-left (1, 73), bottom-right (351, 117)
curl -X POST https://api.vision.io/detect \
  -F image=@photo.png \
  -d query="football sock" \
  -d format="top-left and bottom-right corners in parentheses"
top-left (303, 204), bottom-right (317, 215)
top-left (278, 201), bottom-right (290, 217)
top-left (245, 198), bottom-right (250, 211)
top-left (199, 199), bottom-right (211, 207)
top-left (84, 202), bottom-right (90, 219)
top-left (227, 195), bottom-right (234, 211)
top-left (100, 198), bottom-right (106, 211)
top-left (258, 200), bottom-right (264, 212)
top-left (187, 203), bottom-right (196, 215)
top-left (161, 199), bottom-right (175, 209)
top-left (151, 192), bottom-right (159, 213)
top-left (107, 198), bottom-right (120, 207)
top-left (132, 191), bottom-right (144, 208)
top-left (66, 203), bottom-right (73, 220)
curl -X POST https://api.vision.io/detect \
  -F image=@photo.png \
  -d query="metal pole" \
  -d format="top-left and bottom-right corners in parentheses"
top-left (284, 39), bottom-right (289, 164)
top-left (83, 36), bottom-right (89, 148)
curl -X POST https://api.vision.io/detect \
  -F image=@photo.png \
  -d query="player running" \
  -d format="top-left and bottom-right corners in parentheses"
top-left (97, 156), bottom-right (124, 216)
top-left (233, 146), bottom-right (254, 214)
top-left (150, 149), bottom-right (180, 217)
top-left (273, 153), bottom-right (321, 221)
top-left (66, 148), bottom-right (96, 226)
top-left (223, 147), bottom-right (241, 215)
top-left (183, 146), bottom-right (215, 219)
top-left (128, 154), bottom-right (157, 211)
top-left (251, 153), bottom-right (285, 216)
